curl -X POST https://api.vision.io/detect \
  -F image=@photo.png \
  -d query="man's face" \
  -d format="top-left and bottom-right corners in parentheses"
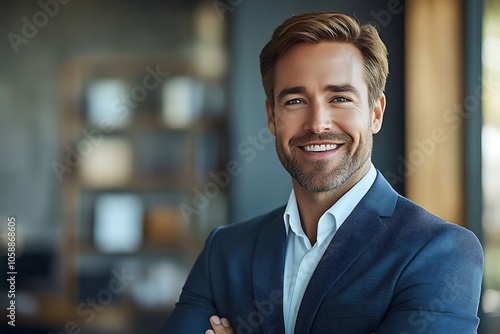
top-left (266, 42), bottom-right (385, 193)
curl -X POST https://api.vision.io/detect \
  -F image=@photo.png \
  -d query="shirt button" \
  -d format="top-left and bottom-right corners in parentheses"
top-left (306, 255), bottom-right (313, 262)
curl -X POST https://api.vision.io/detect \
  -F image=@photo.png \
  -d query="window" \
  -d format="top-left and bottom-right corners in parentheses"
top-left (482, 0), bottom-right (500, 330)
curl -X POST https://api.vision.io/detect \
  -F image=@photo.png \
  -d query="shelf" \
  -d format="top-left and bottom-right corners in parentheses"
top-left (78, 113), bottom-right (226, 134)
top-left (76, 241), bottom-right (200, 258)
top-left (58, 53), bottom-right (228, 334)
top-left (78, 176), bottom-right (197, 192)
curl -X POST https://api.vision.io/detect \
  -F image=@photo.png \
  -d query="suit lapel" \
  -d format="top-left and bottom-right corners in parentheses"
top-left (252, 207), bottom-right (287, 334)
top-left (294, 172), bottom-right (398, 333)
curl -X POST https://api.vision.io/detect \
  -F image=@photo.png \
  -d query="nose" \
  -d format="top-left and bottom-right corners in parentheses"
top-left (305, 101), bottom-right (332, 133)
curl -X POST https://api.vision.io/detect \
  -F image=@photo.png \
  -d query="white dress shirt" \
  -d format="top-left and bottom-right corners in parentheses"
top-left (282, 164), bottom-right (377, 333)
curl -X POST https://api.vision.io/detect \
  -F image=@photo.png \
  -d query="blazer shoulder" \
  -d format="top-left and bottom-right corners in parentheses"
top-left (392, 195), bottom-right (482, 250)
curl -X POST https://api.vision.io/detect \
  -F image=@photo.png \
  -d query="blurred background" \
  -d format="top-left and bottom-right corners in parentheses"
top-left (0, 0), bottom-right (497, 333)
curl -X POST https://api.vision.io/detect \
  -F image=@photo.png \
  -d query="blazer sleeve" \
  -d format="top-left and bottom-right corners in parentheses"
top-left (157, 227), bottom-right (222, 334)
top-left (376, 225), bottom-right (484, 334)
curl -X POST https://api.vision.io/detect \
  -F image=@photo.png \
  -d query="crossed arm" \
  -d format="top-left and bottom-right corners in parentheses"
top-left (202, 316), bottom-right (376, 334)
top-left (159, 225), bottom-right (483, 333)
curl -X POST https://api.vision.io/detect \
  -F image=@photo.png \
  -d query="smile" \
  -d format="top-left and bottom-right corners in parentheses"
top-left (302, 144), bottom-right (339, 152)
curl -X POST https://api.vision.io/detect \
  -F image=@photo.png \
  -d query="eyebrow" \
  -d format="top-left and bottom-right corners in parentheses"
top-left (276, 84), bottom-right (362, 104)
top-left (324, 84), bottom-right (362, 100)
top-left (276, 86), bottom-right (306, 104)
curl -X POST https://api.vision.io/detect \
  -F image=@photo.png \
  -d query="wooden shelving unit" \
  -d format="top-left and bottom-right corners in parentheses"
top-left (55, 54), bottom-right (228, 332)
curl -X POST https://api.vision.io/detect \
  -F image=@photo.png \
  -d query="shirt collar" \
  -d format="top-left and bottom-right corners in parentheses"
top-left (283, 189), bottom-right (301, 237)
top-left (283, 163), bottom-right (377, 239)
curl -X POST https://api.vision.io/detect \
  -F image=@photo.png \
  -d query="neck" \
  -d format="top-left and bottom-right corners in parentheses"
top-left (293, 161), bottom-right (371, 245)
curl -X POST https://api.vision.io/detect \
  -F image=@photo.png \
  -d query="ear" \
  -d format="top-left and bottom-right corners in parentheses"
top-left (265, 99), bottom-right (276, 136)
top-left (371, 94), bottom-right (386, 134)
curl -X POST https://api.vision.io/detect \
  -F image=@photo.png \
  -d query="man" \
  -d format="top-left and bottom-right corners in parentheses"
top-left (159, 11), bottom-right (483, 334)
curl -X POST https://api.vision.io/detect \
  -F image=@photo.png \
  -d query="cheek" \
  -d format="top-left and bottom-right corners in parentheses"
top-left (275, 129), bottom-right (294, 147)
top-left (274, 113), bottom-right (303, 137)
top-left (338, 117), bottom-right (368, 142)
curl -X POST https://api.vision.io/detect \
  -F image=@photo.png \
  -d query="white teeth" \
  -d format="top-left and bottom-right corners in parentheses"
top-left (303, 144), bottom-right (338, 152)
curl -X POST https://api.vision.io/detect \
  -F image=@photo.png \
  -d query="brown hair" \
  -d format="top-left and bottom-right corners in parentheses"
top-left (259, 11), bottom-right (389, 109)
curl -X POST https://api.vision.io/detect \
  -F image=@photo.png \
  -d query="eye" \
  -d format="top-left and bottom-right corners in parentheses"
top-left (331, 97), bottom-right (350, 103)
top-left (285, 98), bottom-right (304, 105)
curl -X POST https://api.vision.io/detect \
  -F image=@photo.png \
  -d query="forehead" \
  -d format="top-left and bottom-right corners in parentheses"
top-left (274, 42), bottom-right (366, 93)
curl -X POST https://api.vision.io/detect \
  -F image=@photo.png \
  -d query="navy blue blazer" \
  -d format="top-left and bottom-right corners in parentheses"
top-left (159, 172), bottom-right (483, 333)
